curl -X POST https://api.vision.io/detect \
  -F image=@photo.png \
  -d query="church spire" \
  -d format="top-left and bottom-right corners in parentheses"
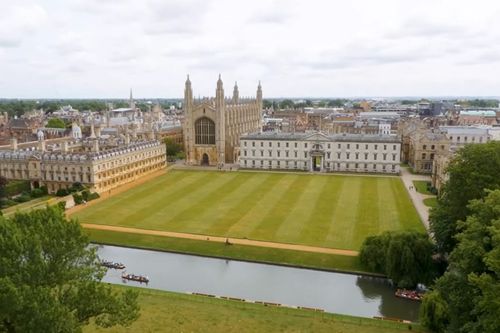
top-left (232, 81), bottom-right (239, 104)
top-left (129, 88), bottom-right (135, 109)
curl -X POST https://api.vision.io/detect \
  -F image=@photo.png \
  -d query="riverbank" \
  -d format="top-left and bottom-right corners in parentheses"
top-left (84, 286), bottom-right (425, 333)
top-left (87, 229), bottom-right (376, 276)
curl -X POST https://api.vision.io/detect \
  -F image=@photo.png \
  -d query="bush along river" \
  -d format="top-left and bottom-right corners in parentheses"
top-left (97, 244), bottom-right (420, 322)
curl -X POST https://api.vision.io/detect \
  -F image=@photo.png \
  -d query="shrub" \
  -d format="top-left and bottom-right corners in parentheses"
top-left (81, 190), bottom-right (91, 201)
top-left (31, 188), bottom-right (45, 198)
top-left (56, 189), bottom-right (69, 197)
top-left (14, 194), bottom-right (31, 203)
top-left (88, 192), bottom-right (100, 201)
top-left (72, 193), bottom-right (83, 205)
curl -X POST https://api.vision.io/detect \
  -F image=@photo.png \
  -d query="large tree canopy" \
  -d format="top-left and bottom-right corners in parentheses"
top-left (421, 190), bottom-right (500, 333)
top-left (359, 231), bottom-right (435, 288)
top-left (0, 206), bottom-right (139, 333)
top-left (430, 141), bottom-right (500, 253)
top-left (46, 118), bottom-right (67, 129)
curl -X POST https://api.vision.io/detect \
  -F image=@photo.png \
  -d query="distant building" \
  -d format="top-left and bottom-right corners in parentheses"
top-left (239, 131), bottom-right (401, 174)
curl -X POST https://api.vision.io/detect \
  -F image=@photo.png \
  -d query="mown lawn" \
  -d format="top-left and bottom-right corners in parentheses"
top-left (412, 180), bottom-right (433, 195)
top-left (84, 287), bottom-right (425, 333)
top-left (74, 170), bottom-right (423, 250)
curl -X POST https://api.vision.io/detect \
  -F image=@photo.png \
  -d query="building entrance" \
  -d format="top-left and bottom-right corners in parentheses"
top-left (312, 156), bottom-right (322, 171)
top-left (201, 153), bottom-right (209, 166)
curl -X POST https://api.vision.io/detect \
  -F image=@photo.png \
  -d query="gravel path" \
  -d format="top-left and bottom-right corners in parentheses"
top-left (82, 223), bottom-right (359, 256)
top-left (399, 167), bottom-right (434, 230)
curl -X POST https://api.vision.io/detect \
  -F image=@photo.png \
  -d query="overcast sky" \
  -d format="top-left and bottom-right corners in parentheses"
top-left (1, 0), bottom-right (500, 99)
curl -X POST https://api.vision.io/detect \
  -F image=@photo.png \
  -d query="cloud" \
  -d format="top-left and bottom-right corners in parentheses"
top-left (0, 3), bottom-right (48, 48)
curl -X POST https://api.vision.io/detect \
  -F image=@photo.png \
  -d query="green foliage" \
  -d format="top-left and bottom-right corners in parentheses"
top-left (0, 206), bottom-right (139, 332)
top-left (73, 193), bottom-right (84, 205)
top-left (430, 141), bottom-right (500, 253)
top-left (458, 99), bottom-right (499, 108)
top-left (56, 188), bottom-right (69, 197)
top-left (46, 118), bottom-right (66, 128)
top-left (422, 190), bottom-right (500, 333)
top-left (88, 192), bottom-right (100, 201)
top-left (327, 99), bottom-right (347, 107)
top-left (163, 137), bottom-right (183, 158)
top-left (419, 290), bottom-right (449, 333)
top-left (360, 231), bottom-right (435, 288)
top-left (3, 180), bottom-right (30, 197)
top-left (13, 192), bottom-right (31, 203)
top-left (279, 99), bottom-right (295, 109)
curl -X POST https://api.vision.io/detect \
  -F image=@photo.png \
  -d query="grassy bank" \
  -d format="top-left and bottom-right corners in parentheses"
top-left (412, 180), bottom-right (432, 195)
top-left (87, 229), bottom-right (370, 274)
top-left (84, 286), bottom-right (424, 333)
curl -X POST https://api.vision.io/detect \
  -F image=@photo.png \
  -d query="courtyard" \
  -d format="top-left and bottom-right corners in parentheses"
top-left (73, 170), bottom-right (423, 251)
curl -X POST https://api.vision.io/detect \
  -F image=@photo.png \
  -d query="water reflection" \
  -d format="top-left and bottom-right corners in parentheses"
top-left (97, 245), bottom-right (420, 321)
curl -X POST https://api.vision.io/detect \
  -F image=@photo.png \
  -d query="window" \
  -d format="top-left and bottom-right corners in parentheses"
top-left (430, 153), bottom-right (435, 159)
top-left (295, 151), bottom-right (298, 157)
top-left (286, 142), bottom-right (289, 148)
top-left (260, 142), bottom-right (264, 147)
top-left (304, 143), bottom-right (308, 148)
top-left (374, 153), bottom-right (377, 160)
top-left (269, 142), bottom-right (272, 147)
top-left (337, 153), bottom-right (341, 159)
top-left (286, 151), bottom-right (289, 157)
top-left (346, 153), bottom-right (350, 159)
top-left (268, 151), bottom-right (272, 157)
top-left (384, 145), bottom-right (387, 150)
top-left (422, 153), bottom-right (426, 159)
top-left (195, 117), bottom-right (215, 144)
top-left (347, 144), bottom-right (350, 149)
top-left (328, 144), bottom-right (331, 149)
top-left (277, 142), bottom-right (280, 147)
top-left (356, 144), bottom-right (359, 149)
top-left (304, 152), bottom-right (308, 158)
top-left (364, 153), bottom-right (368, 159)
top-left (244, 151), bottom-right (247, 156)
top-left (327, 152), bottom-right (331, 159)
top-left (277, 151), bottom-right (280, 157)
top-left (383, 154), bottom-right (387, 161)
top-left (393, 145), bottom-right (396, 150)
top-left (244, 141), bottom-right (247, 146)
top-left (392, 154), bottom-right (396, 161)
top-left (252, 141), bottom-right (255, 147)
top-left (431, 145), bottom-right (435, 149)
top-left (423, 145), bottom-right (427, 150)
top-left (365, 144), bottom-right (368, 149)
top-left (338, 144), bottom-right (341, 149)
top-left (375, 144), bottom-right (378, 150)
top-left (457, 136), bottom-right (460, 142)
top-left (252, 151), bottom-right (255, 156)
top-left (261, 151), bottom-right (264, 157)
top-left (355, 153), bottom-right (359, 159)
top-left (294, 142), bottom-right (298, 148)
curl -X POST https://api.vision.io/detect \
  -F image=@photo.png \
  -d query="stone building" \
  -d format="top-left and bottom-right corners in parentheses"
top-left (239, 131), bottom-right (401, 174)
top-left (408, 129), bottom-right (450, 174)
top-left (0, 134), bottom-right (166, 194)
top-left (183, 75), bottom-right (262, 166)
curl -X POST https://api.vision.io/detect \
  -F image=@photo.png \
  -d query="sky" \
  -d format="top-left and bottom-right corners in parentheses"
top-left (0, 0), bottom-right (500, 99)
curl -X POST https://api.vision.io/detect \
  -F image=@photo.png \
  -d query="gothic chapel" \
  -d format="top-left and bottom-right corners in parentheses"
top-left (183, 75), bottom-right (262, 165)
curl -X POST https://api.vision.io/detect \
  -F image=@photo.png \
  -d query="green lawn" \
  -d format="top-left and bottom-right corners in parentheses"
top-left (74, 170), bottom-right (423, 251)
top-left (423, 197), bottom-right (438, 208)
top-left (412, 180), bottom-right (433, 195)
top-left (87, 229), bottom-right (367, 274)
top-left (84, 287), bottom-right (425, 333)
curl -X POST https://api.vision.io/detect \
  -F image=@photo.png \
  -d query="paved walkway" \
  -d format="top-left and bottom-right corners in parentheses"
top-left (399, 167), bottom-right (434, 230)
top-left (82, 223), bottom-right (359, 257)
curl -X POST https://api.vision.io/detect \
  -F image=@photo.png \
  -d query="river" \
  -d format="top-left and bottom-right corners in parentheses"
top-left (98, 245), bottom-right (420, 321)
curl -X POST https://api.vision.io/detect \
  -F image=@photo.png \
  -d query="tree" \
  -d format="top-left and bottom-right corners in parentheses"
top-left (359, 231), bottom-right (435, 288)
top-left (0, 176), bottom-right (7, 199)
top-left (163, 137), bottom-right (183, 158)
top-left (421, 190), bottom-right (500, 333)
top-left (46, 118), bottom-right (66, 129)
top-left (0, 206), bottom-right (139, 332)
top-left (430, 141), bottom-right (500, 254)
top-left (419, 290), bottom-right (449, 333)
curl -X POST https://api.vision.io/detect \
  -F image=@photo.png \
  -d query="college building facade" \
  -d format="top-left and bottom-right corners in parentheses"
top-left (239, 132), bottom-right (401, 174)
top-left (183, 75), bottom-right (262, 166)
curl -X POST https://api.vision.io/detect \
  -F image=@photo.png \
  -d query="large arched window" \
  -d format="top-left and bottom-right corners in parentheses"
top-left (195, 117), bottom-right (215, 145)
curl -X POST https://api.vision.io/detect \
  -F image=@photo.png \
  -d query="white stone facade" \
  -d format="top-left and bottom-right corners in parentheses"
top-left (239, 132), bottom-right (401, 174)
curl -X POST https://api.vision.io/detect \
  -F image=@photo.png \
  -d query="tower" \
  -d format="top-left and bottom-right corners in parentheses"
top-left (232, 81), bottom-right (239, 104)
top-left (183, 75), bottom-right (193, 162)
top-left (215, 74), bottom-right (226, 165)
top-left (129, 88), bottom-right (135, 110)
top-left (256, 81), bottom-right (263, 110)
